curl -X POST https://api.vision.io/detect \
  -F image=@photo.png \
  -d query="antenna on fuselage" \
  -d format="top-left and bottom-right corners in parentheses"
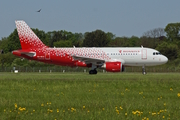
top-left (73, 45), bottom-right (75, 48)
top-left (141, 45), bottom-right (143, 48)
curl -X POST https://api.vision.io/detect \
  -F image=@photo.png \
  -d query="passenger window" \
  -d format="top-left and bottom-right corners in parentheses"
top-left (156, 52), bottom-right (158, 55)
top-left (153, 52), bottom-right (155, 55)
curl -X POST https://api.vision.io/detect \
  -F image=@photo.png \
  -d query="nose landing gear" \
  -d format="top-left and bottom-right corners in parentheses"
top-left (142, 65), bottom-right (147, 75)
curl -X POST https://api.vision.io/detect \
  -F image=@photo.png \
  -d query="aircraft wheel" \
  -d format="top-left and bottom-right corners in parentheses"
top-left (89, 70), bottom-right (97, 75)
top-left (142, 68), bottom-right (147, 75)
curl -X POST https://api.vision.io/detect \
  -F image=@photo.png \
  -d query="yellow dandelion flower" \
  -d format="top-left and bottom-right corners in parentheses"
top-left (4, 109), bottom-right (6, 112)
top-left (177, 93), bottom-right (180, 97)
top-left (19, 107), bottom-right (26, 111)
top-left (87, 110), bottom-right (90, 113)
top-left (125, 112), bottom-right (127, 116)
top-left (116, 109), bottom-right (119, 114)
top-left (152, 112), bottom-right (156, 115)
top-left (63, 110), bottom-right (65, 113)
top-left (57, 109), bottom-right (59, 113)
top-left (83, 106), bottom-right (85, 109)
top-left (14, 103), bottom-right (18, 108)
top-left (71, 108), bottom-right (75, 112)
top-left (33, 110), bottom-right (35, 112)
top-left (164, 103), bottom-right (166, 106)
top-left (41, 104), bottom-right (44, 107)
top-left (158, 98), bottom-right (160, 100)
top-left (170, 88), bottom-right (173, 91)
top-left (18, 107), bottom-right (21, 111)
top-left (132, 111), bottom-right (136, 115)
top-left (102, 108), bottom-right (105, 111)
top-left (50, 110), bottom-right (53, 113)
top-left (163, 116), bottom-right (165, 118)
top-left (120, 106), bottom-right (123, 110)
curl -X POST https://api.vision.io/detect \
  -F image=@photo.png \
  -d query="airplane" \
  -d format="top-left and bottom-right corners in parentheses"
top-left (12, 20), bottom-right (168, 75)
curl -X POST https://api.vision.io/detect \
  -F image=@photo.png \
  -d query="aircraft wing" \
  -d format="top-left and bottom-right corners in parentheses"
top-left (72, 55), bottom-right (105, 65)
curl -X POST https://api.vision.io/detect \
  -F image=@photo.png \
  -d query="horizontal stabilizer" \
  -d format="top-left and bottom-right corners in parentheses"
top-left (12, 50), bottom-right (36, 57)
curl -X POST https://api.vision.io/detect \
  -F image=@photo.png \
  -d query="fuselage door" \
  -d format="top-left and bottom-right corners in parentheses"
top-left (45, 51), bottom-right (50, 60)
top-left (141, 49), bottom-right (147, 59)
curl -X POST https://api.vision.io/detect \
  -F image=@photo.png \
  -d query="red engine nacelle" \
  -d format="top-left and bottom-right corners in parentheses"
top-left (101, 62), bottom-right (124, 72)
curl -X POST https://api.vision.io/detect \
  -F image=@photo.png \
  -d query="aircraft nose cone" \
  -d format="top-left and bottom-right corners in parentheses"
top-left (163, 56), bottom-right (168, 63)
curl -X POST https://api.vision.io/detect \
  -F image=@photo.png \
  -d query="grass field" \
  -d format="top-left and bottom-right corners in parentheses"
top-left (0, 72), bottom-right (180, 120)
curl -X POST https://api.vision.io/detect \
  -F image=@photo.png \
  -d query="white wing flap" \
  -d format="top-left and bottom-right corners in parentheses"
top-left (72, 55), bottom-right (105, 65)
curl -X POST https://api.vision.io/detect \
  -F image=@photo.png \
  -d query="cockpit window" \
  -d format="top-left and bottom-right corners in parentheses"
top-left (153, 52), bottom-right (161, 55)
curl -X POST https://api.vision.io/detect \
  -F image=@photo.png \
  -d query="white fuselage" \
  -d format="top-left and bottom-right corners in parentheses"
top-left (98, 47), bottom-right (168, 66)
top-left (48, 47), bottom-right (168, 67)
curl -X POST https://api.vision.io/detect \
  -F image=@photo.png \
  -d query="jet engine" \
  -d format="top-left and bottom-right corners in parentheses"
top-left (101, 62), bottom-right (124, 72)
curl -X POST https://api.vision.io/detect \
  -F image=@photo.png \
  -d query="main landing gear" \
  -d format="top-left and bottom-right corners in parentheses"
top-left (89, 64), bottom-right (98, 75)
top-left (89, 69), bottom-right (97, 74)
top-left (142, 65), bottom-right (147, 75)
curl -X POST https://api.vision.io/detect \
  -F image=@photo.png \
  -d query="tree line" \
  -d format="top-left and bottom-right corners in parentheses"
top-left (1, 22), bottom-right (180, 68)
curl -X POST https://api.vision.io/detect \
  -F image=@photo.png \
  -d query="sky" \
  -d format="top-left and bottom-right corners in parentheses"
top-left (0, 0), bottom-right (180, 39)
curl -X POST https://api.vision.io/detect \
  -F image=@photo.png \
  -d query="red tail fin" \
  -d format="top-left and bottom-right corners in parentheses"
top-left (15, 20), bottom-right (46, 49)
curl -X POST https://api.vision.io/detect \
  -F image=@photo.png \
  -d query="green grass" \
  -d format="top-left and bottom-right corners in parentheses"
top-left (0, 72), bottom-right (180, 120)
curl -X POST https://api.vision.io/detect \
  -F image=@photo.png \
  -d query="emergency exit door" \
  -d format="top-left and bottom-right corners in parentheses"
top-left (141, 49), bottom-right (147, 59)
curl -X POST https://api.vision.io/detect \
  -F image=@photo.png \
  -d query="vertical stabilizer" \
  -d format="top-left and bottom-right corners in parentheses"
top-left (15, 20), bottom-right (46, 49)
